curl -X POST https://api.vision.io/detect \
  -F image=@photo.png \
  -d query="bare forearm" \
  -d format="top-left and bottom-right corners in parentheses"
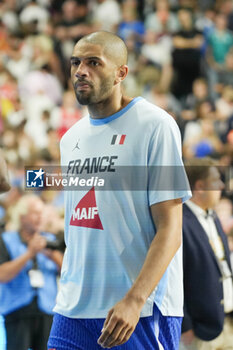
top-left (125, 225), bottom-right (181, 306)
top-left (0, 250), bottom-right (33, 282)
top-left (98, 199), bottom-right (183, 348)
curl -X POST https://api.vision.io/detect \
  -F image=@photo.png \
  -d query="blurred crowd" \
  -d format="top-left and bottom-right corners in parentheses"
top-left (0, 1), bottom-right (233, 349)
top-left (0, 0), bottom-right (233, 247)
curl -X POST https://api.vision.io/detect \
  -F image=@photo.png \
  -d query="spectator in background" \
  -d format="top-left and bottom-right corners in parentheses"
top-left (19, 0), bottom-right (50, 33)
top-left (218, 0), bottom-right (233, 32)
top-left (91, 0), bottom-right (122, 32)
top-left (178, 0), bottom-right (197, 10)
top-left (144, 84), bottom-right (182, 117)
top-left (172, 8), bottom-right (203, 101)
top-left (55, 0), bottom-right (91, 49)
top-left (141, 29), bottom-right (173, 91)
top-left (58, 0), bottom-right (90, 33)
top-left (197, 0), bottom-right (216, 12)
top-left (19, 63), bottom-right (63, 105)
top-left (117, 0), bottom-right (145, 48)
top-left (215, 85), bottom-right (233, 143)
top-left (217, 50), bottom-right (233, 91)
top-left (206, 12), bottom-right (233, 98)
top-left (50, 90), bottom-right (84, 139)
top-left (180, 77), bottom-right (215, 137)
top-left (0, 149), bottom-right (10, 193)
top-left (41, 20), bottom-right (67, 86)
top-left (6, 96), bottom-right (26, 128)
top-left (28, 32), bottom-right (64, 85)
top-left (52, 0), bottom-right (92, 80)
top-left (1, 129), bottom-right (23, 166)
top-left (183, 100), bottom-right (223, 159)
top-left (195, 7), bottom-right (215, 39)
top-left (185, 77), bottom-right (213, 111)
top-left (41, 127), bottom-right (61, 162)
top-left (1, 34), bottom-right (31, 82)
top-left (1, 184), bottom-right (23, 234)
top-left (0, 0), bottom-right (20, 34)
top-left (145, 0), bottom-right (180, 36)
top-left (180, 157), bottom-right (233, 350)
top-left (0, 71), bottom-right (19, 126)
top-left (120, 35), bottom-right (142, 97)
top-left (0, 195), bottom-right (63, 350)
top-left (207, 12), bottom-right (233, 66)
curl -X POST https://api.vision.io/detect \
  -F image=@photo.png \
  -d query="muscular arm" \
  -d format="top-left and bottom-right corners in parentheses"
top-left (0, 150), bottom-right (10, 193)
top-left (98, 198), bottom-right (183, 348)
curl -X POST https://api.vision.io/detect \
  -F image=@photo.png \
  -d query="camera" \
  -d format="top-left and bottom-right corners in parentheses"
top-left (45, 238), bottom-right (65, 251)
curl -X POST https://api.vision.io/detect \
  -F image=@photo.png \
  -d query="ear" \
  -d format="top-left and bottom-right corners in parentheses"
top-left (115, 65), bottom-right (128, 84)
top-left (194, 179), bottom-right (205, 191)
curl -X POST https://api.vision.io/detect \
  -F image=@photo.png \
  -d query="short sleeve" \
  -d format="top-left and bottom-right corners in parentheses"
top-left (148, 116), bottom-right (191, 206)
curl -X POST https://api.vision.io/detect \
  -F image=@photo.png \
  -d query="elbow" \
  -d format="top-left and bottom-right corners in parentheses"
top-left (0, 270), bottom-right (12, 283)
top-left (0, 276), bottom-right (10, 283)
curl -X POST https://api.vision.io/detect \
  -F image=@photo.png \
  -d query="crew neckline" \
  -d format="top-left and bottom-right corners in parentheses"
top-left (89, 97), bottom-right (142, 126)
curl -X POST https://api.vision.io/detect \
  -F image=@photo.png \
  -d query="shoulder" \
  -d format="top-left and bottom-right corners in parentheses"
top-left (135, 97), bottom-right (179, 130)
top-left (0, 231), bottom-right (19, 253)
top-left (1, 231), bottom-right (19, 241)
top-left (134, 99), bottom-right (181, 151)
top-left (182, 205), bottom-right (199, 235)
top-left (60, 116), bottom-right (88, 148)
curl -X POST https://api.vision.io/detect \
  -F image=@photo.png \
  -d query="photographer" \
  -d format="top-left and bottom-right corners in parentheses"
top-left (0, 194), bottom-right (63, 350)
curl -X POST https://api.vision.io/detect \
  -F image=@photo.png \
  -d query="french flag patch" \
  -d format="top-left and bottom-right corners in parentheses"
top-left (111, 134), bottom-right (126, 145)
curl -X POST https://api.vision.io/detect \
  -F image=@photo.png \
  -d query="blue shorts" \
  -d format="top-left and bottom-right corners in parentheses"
top-left (48, 304), bottom-right (182, 350)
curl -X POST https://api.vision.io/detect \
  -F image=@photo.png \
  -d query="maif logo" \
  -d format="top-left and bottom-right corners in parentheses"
top-left (70, 186), bottom-right (103, 230)
top-left (26, 168), bottom-right (45, 188)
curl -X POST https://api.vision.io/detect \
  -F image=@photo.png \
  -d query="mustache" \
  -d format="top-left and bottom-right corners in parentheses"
top-left (74, 79), bottom-right (92, 89)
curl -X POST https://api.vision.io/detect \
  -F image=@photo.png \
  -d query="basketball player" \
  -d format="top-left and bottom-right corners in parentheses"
top-left (48, 31), bottom-right (191, 350)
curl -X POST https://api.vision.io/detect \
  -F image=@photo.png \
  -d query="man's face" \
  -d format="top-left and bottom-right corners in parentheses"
top-left (216, 14), bottom-right (227, 31)
top-left (70, 42), bottom-right (117, 105)
top-left (202, 167), bottom-right (224, 209)
top-left (21, 199), bottom-right (44, 234)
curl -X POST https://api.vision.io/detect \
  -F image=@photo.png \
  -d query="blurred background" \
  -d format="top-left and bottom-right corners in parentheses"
top-left (0, 0), bottom-right (233, 348)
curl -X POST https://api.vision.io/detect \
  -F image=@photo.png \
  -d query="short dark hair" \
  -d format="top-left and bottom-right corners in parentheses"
top-left (185, 157), bottom-right (218, 190)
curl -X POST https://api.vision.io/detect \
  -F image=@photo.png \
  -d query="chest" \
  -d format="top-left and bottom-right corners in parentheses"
top-left (61, 123), bottom-right (151, 170)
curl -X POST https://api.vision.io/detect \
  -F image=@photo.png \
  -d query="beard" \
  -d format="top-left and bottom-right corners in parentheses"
top-left (75, 90), bottom-right (93, 105)
top-left (73, 74), bottom-right (115, 106)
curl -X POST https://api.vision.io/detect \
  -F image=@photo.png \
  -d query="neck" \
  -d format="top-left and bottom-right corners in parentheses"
top-left (183, 24), bottom-right (192, 31)
top-left (217, 28), bottom-right (225, 34)
top-left (88, 91), bottom-right (133, 119)
top-left (190, 197), bottom-right (208, 211)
